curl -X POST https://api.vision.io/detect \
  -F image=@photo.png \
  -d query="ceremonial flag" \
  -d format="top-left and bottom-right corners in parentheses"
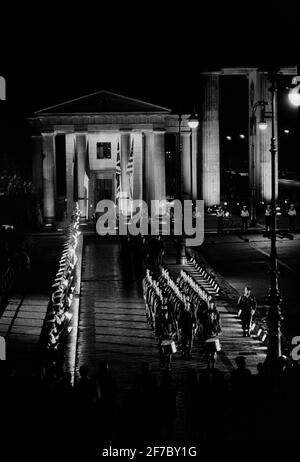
top-left (84, 140), bottom-right (90, 198)
top-left (73, 138), bottom-right (78, 202)
top-left (116, 140), bottom-right (121, 200)
top-left (126, 137), bottom-right (134, 198)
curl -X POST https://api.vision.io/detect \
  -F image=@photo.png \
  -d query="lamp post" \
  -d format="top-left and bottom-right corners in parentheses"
top-left (176, 112), bottom-right (199, 264)
top-left (249, 100), bottom-right (268, 225)
top-left (264, 71), bottom-right (282, 363)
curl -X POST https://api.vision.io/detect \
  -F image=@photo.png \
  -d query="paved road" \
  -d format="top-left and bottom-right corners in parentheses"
top-left (0, 236), bottom-right (63, 365)
top-left (198, 233), bottom-right (300, 344)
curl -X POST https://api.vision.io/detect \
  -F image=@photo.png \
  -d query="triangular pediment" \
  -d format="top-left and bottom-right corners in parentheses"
top-left (35, 90), bottom-right (171, 115)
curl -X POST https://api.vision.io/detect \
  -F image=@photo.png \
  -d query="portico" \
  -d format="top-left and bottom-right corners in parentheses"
top-left (199, 66), bottom-right (297, 206)
top-left (28, 91), bottom-right (197, 224)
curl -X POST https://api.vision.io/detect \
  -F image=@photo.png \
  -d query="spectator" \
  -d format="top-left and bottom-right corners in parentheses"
top-left (157, 371), bottom-right (177, 440)
top-left (265, 204), bottom-right (271, 232)
top-left (216, 206), bottom-right (225, 234)
top-left (240, 205), bottom-right (250, 232)
top-left (288, 204), bottom-right (296, 232)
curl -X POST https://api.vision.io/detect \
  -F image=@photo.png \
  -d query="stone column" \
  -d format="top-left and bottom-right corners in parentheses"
top-left (200, 73), bottom-right (220, 206)
top-left (31, 134), bottom-right (43, 197)
top-left (144, 131), bottom-right (154, 208)
top-left (248, 70), bottom-right (261, 212)
top-left (65, 132), bottom-right (75, 219)
top-left (181, 131), bottom-right (191, 200)
top-left (153, 129), bottom-right (166, 214)
top-left (258, 72), bottom-right (278, 202)
top-left (132, 132), bottom-right (143, 201)
top-left (75, 132), bottom-right (87, 220)
top-left (42, 132), bottom-right (56, 224)
top-left (191, 127), bottom-right (199, 201)
top-left (120, 131), bottom-right (131, 201)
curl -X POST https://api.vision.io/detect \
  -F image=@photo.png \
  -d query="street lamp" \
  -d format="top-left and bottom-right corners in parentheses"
top-left (176, 112), bottom-right (199, 264)
top-left (263, 71), bottom-right (282, 363)
top-left (288, 75), bottom-right (300, 107)
top-left (187, 112), bottom-right (199, 129)
top-left (249, 100), bottom-right (268, 225)
top-left (187, 112), bottom-right (199, 201)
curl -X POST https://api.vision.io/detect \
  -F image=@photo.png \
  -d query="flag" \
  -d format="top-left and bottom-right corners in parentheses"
top-left (116, 140), bottom-right (121, 200)
top-left (73, 138), bottom-right (78, 202)
top-left (84, 140), bottom-right (90, 198)
top-left (126, 137), bottom-right (134, 198)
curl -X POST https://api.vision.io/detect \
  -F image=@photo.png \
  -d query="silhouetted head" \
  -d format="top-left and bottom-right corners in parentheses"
top-left (235, 356), bottom-right (246, 369)
top-left (141, 362), bottom-right (150, 375)
top-left (257, 362), bottom-right (265, 374)
top-left (79, 364), bottom-right (89, 378)
top-left (98, 360), bottom-right (109, 375)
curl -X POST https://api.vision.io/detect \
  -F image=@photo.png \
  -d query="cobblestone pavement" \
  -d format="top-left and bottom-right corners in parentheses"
top-left (75, 235), bottom-right (267, 442)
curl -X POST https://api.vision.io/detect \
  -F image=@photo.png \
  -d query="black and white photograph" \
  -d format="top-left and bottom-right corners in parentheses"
top-left (1, 5), bottom-right (300, 460)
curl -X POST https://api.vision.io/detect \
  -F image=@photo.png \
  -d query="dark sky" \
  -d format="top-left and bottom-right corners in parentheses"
top-left (1, 5), bottom-right (299, 174)
top-left (1, 6), bottom-right (299, 115)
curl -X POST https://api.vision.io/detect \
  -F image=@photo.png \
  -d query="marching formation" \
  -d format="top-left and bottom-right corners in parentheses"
top-left (42, 205), bottom-right (81, 354)
top-left (143, 261), bottom-right (222, 370)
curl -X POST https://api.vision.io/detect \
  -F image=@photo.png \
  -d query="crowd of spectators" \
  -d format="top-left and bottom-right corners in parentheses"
top-left (41, 205), bottom-right (80, 357)
top-left (1, 354), bottom-right (300, 456)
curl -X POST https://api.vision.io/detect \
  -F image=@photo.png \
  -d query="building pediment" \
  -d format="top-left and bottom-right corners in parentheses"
top-left (35, 90), bottom-right (171, 115)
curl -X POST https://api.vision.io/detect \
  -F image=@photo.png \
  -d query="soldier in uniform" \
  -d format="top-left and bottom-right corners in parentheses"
top-left (216, 206), bottom-right (225, 234)
top-left (237, 287), bottom-right (257, 337)
top-left (240, 205), bottom-right (250, 232)
top-left (179, 297), bottom-right (196, 359)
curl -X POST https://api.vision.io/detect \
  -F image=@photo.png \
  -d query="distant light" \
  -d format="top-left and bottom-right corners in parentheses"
top-left (187, 113), bottom-right (199, 129)
top-left (284, 129), bottom-right (290, 134)
top-left (224, 202), bottom-right (228, 206)
top-left (258, 121), bottom-right (268, 130)
top-left (239, 134), bottom-right (245, 139)
top-left (288, 76), bottom-right (300, 106)
top-left (288, 91), bottom-right (300, 106)
top-left (226, 136), bottom-right (232, 140)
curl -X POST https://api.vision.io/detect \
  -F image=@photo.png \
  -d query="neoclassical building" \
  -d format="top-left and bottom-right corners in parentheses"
top-left (28, 66), bottom-right (296, 224)
top-left (28, 90), bottom-right (198, 223)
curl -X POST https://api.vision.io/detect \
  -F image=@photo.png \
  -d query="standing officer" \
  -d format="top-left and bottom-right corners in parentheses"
top-left (288, 204), bottom-right (297, 232)
top-left (179, 297), bottom-right (196, 359)
top-left (240, 206), bottom-right (250, 232)
top-left (216, 206), bottom-right (225, 234)
top-left (265, 204), bottom-right (271, 232)
top-left (237, 287), bottom-right (257, 337)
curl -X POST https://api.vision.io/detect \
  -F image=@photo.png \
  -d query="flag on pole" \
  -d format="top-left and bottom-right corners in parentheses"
top-left (116, 140), bottom-right (121, 200)
top-left (126, 137), bottom-right (134, 198)
top-left (73, 138), bottom-right (78, 202)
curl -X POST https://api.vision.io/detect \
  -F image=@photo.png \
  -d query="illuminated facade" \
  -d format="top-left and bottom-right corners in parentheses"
top-left (28, 67), bottom-right (297, 224)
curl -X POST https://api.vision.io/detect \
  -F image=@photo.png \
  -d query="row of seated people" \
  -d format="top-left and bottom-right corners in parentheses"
top-left (187, 256), bottom-right (220, 295)
top-left (43, 205), bottom-right (81, 350)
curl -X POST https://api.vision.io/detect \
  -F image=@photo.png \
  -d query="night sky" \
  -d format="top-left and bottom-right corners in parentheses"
top-left (1, 6), bottom-right (299, 174)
